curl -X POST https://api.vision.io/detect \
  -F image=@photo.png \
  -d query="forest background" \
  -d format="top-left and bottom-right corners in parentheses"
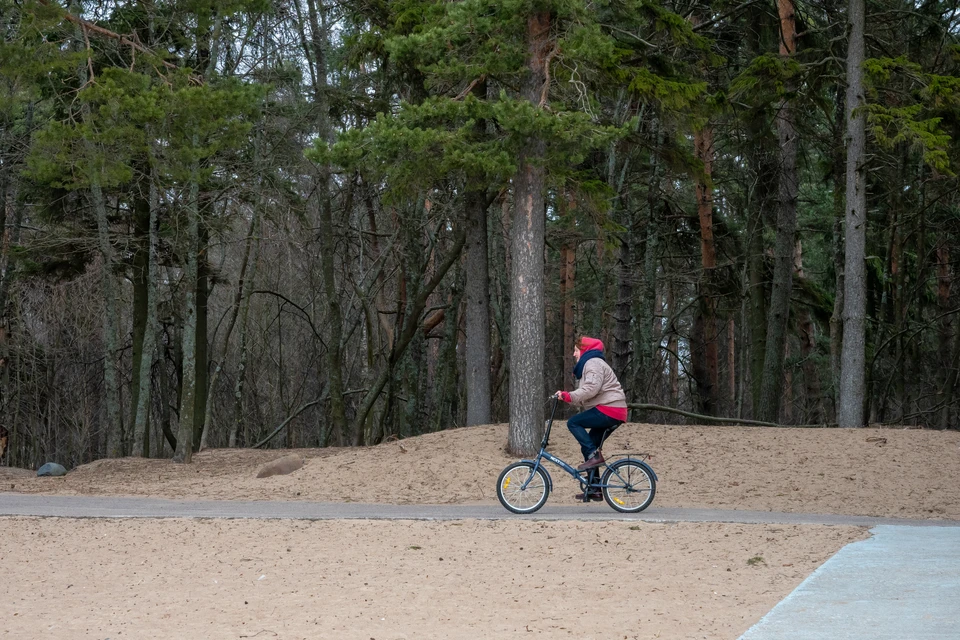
top-left (1, 0), bottom-right (959, 469)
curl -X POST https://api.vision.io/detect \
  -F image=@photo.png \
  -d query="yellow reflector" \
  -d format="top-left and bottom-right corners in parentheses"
top-left (614, 497), bottom-right (624, 505)
top-left (503, 478), bottom-right (511, 489)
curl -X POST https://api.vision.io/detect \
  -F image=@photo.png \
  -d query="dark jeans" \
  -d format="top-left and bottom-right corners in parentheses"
top-left (567, 408), bottom-right (622, 461)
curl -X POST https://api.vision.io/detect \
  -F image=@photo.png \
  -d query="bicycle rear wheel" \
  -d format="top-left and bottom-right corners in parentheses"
top-left (601, 459), bottom-right (656, 513)
top-left (497, 462), bottom-right (550, 514)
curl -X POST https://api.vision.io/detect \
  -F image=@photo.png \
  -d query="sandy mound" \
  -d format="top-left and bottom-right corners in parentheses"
top-left (7, 422), bottom-right (960, 519)
top-left (4, 423), bottom-right (954, 639)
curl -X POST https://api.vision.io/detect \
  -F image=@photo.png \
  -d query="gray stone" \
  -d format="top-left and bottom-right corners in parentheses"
top-left (255, 454), bottom-right (303, 478)
top-left (36, 462), bottom-right (67, 477)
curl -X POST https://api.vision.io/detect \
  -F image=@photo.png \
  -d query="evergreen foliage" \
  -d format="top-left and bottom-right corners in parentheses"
top-left (1, 0), bottom-right (959, 467)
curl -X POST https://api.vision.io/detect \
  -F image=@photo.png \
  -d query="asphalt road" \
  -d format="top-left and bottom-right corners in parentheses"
top-left (2, 493), bottom-right (959, 526)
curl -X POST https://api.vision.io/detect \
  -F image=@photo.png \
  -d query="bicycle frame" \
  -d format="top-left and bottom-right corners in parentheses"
top-left (516, 396), bottom-right (658, 494)
top-left (516, 397), bottom-right (601, 493)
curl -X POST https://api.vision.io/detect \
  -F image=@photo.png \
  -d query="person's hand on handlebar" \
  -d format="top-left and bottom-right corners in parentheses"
top-left (554, 390), bottom-right (570, 403)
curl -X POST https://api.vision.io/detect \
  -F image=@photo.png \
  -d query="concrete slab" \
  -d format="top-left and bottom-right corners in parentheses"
top-left (739, 525), bottom-right (960, 639)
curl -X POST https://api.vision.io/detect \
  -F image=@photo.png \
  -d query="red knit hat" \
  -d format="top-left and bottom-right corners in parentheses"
top-left (578, 336), bottom-right (604, 353)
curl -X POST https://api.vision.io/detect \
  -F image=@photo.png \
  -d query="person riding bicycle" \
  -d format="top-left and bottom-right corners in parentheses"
top-left (554, 336), bottom-right (628, 501)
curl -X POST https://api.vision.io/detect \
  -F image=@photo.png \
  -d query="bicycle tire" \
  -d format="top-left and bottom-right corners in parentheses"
top-left (601, 459), bottom-right (656, 513)
top-left (496, 462), bottom-right (550, 514)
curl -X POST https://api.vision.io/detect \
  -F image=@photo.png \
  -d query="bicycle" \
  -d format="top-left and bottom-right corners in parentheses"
top-left (496, 396), bottom-right (657, 514)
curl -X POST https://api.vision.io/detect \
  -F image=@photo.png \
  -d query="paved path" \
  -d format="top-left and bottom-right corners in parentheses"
top-left (739, 525), bottom-right (960, 640)
top-left (2, 493), bottom-right (960, 526)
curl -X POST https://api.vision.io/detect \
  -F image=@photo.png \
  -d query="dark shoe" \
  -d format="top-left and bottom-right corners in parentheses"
top-left (577, 452), bottom-right (605, 471)
top-left (575, 491), bottom-right (603, 501)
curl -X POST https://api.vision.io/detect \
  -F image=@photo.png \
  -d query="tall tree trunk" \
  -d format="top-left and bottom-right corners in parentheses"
top-left (829, 85), bottom-right (846, 422)
top-left (202, 195), bottom-right (261, 449)
top-left (613, 233), bottom-right (632, 381)
top-left (667, 280), bottom-right (679, 409)
top-left (73, 15), bottom-right (124, 455)
top-left (350, 229), bottom-right (466, 441)
top-left (132, 155), bottom-right (161, 456)
top-left (634, 119), bottom-right (662, 405)
top-left (173, 159), bottom-right (201, 463)
top-left (794, 241), bottom-right (825, 423)
top-left (90, 176), bottom-right (124, 456)
top-left (694, 125), bottom-right (719, 414)
top-left (744, 6), bottom-right (775, 417)
top-left (937, 243), bottom-right (952, 370)
top-left (0, 103), bottom-right (30, 465)
top-left (507, 12), bottom-right (551, 457)
top-left (306, 0), bottom-right (348, 440)
top-left (838, 0), bottom-right (868, 428)
top-left (757, 0), bottom-right (800, 423)
top-left (130, 196), bottom-right (149, 444)
top-left (561, 241), bottom-right (576, 392)
top-left (727, 317), bottom-right (736, 415)
top-left (939, 315), bottom-right (960, 430)
top-left (193, 248), bottom-right (209, 451)
top-left (464, 188), bottom-right (492, 425)
top-left (937, 244), bottom-right (955, 429)
top-left (230, 283), bottom-right (254, 448)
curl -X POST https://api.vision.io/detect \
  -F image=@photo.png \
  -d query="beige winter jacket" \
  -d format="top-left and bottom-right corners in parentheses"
top-left (568, 358), bottom-right (627, 410)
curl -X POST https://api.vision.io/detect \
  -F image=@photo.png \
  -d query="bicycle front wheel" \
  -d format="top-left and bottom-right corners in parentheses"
top-left (497, 462), bottom-right (550, 514)
top-left (602, 459), bottom-right (656, 513)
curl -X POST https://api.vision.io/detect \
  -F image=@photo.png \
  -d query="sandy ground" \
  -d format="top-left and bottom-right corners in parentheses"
top-left (3, 422), bottom-right (958, 639)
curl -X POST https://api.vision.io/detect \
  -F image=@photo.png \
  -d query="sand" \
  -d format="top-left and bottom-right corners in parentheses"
top-left (3, 422), bottom-right (958, 639)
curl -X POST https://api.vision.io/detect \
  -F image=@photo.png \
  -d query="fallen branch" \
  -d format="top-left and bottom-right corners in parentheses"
top-left (253, 391), bottom-right (328, 449)
top-left (627, 403), bottom-right (832, 428)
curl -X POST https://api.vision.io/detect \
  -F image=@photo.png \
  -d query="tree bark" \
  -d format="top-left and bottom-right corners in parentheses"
top-left (173, 159), bottom-right (201, 463)
top-left (561, 241), bottom-right (577, 392)
top-left (131, 155), bottom-right (161, 456)
top-left (193, 248), bottom-right (209, 451)
top-left (87, 150), bottom-right (124, 457)
top-left (667, 280), bottom-right (679, 408)
top-left (829, 85), bottom-right (846, 422)
top-left (306, 0), bottom-right (348, 441)
top-left (838, 0), bottom-right (868, 428)
top-left (464, 188), bottom-right (492, 425)
top-left (507, 12), bottom-right (551, 457)
top-left (694, 125), bottom-right (719, 415)
top-left (0, 103), bottom-right (30, 465)
top-left (758, 0), bottom-right (799, 423)
top-left (350, 228), bottom-right (466, 441)
top-left (200, 198), bottom-right (260, 450)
